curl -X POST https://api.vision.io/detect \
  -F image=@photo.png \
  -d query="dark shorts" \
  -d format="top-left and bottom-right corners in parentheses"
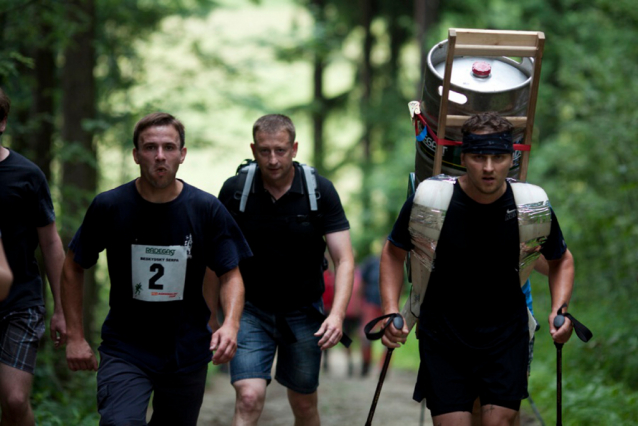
top-left (0, 306), bottom-right (46, 374)
top-left (413, 331), bottom-right (529, 416)
top-left (97, 351), bottom-right (208, 426)
top-left (230, 301), bottom-right (323, 394)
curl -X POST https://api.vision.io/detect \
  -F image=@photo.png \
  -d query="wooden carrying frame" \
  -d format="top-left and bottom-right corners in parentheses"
top-left (433, 28), bottom-right (545, 182)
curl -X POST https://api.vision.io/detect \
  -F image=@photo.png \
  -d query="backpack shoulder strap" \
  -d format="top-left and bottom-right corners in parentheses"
top-left (300, 163), bottom-right (318, 212)
top-left (239, 162), bottom-right (258, 213)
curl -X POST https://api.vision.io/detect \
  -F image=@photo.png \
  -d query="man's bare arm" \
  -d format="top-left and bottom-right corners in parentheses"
top-left (37, 222), bottom-right (67, 346)
top-left (61, 250), bottom-right (98, 371)
top-left (210, 266), bottom-right (244, 365)
top-left (0, 237), bottom-right (12, 300)
top-left (547, 248), bottom-right (575, 344)
top-left (380, 240), bottom-right (409, 348)
top-left (315, 229), bottom-right (355, 350)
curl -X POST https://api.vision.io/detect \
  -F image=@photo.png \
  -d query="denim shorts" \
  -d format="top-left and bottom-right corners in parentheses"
top-left (0, 306), bottom-right (45, 374)
top-left (230, 301), bottom-right (323, 394)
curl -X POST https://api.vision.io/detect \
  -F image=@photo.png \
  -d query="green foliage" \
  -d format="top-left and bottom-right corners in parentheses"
top-left (32, 344), bottom-right (99, 426)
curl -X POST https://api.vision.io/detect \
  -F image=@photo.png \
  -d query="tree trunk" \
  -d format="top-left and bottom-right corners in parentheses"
top-left (358, 0), bottom-right (375, 257)
top-left (414, 0), bottom-right (439, 98)
top-left (30, 21), bottom-right (56, 181)
top-left (61, 0), bottom-right (99, 345)
top-left (311, 0), bottom-right (326, 176)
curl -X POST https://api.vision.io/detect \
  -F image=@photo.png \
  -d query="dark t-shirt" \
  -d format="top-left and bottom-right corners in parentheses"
top-left (0, 150), bottom-right (55, 316)
top-left (69, 180), bottom-right (252, 373)
top-left (218, 164), bottom-right (349, 313)
top-left (389, 181), bottom-right (567, 350)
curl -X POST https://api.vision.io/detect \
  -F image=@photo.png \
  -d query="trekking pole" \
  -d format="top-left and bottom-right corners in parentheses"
top-left (553, 312), bottom-right (565, 426)
top-left (364, 315), bottom-right (404, 426)
top-left (552, 304), bottom-right (593, 426)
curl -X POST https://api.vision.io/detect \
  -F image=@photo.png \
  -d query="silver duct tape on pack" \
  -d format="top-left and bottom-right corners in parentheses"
top-left (517, 200), bottom-right (551, 285)
top-left (400, 205), bottom-right (447, 330)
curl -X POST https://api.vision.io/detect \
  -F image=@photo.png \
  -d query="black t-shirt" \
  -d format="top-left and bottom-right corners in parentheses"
top-left (69, 180), bottom-right (252, 373)
top-left (0, 150), bottom-right (55, 316)
top-left (218, 164), bottom-right (349, 313)
top-left (389, 181), bottom-right (567, 351)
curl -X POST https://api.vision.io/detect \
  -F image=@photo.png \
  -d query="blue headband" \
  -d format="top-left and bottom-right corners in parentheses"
top-left (461, 130), bottom-right (513, 154)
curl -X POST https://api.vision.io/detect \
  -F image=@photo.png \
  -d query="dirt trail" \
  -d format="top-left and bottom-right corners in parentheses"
top-left (197, 348), bottom-right (541, 425)
top-left (197, 348), bottom-right (431, 425)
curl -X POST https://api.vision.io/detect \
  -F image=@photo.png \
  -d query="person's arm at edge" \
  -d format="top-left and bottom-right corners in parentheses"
top-left (0, 237), bottom-right (12, 300)
top-left (210, 266), bottom-right (244, 365)
top-left (547, 248), bottom-right (575, 344)
top-left (315, 229), bottom-right (354, 350)
top-left (380, 240), bottom-right (409, 349)
top-left (61, 249), bottom-right (98, 371)
top-left (37, 221), bottom-right (67, 346)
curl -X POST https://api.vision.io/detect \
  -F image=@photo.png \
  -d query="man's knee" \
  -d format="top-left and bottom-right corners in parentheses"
top-left (233, 379), bottom-right (267, 416)
top-left (288, 390), bottom-right (318, 420)
top-left (480, 404), bottom-right (519, 426)
top-left (1, 387), bottom-right (31, 420)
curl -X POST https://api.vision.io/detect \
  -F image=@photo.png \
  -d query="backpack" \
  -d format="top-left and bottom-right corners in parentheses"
top-left (234, 159), bottom-right (319, 213)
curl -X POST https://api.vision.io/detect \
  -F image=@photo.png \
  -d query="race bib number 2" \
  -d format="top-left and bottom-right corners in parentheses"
top-left (131, 244), bottom-right (187, 302)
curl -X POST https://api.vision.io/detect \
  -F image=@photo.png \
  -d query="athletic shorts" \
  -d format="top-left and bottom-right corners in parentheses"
top-left (230, 301), bottom-right (323, 394)
top-left (413, 331), bottom-right (529, 416)
top-left (97, 351), bottom-right (207, 426)
top-left (0, 306), bottom-right (45, 374)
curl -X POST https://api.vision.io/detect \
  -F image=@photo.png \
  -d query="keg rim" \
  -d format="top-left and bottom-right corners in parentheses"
top-left (426, 40), bottom-right (534, 94)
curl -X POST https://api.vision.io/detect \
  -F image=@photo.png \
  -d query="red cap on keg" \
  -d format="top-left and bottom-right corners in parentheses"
top-left (472, 61), bottom-right (491, 78)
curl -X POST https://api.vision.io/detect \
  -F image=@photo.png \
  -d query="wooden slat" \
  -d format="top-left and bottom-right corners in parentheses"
top-left (455, 45), bottom-right (538, 57)
top-left (518, 32), bottom-right (545, 182)
top-left (433, 30), bottom-right (457, 176)
top-left (455, 29), bottom-right (542, 46)
top-left (446, 115), bottom-right (528, 128)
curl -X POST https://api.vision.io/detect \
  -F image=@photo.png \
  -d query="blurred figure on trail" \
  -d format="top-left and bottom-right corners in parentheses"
top-left (359, 254), bottom-right (382, 377)
top-left (322, 263), bottom-right (362, 377)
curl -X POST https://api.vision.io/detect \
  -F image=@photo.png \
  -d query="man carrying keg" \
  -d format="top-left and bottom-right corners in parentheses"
top-left (379, 112), bottom-right (575, 426)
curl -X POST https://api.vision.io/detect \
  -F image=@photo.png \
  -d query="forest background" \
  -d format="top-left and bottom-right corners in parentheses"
top-left (1, 0), bottom-right (636, 424)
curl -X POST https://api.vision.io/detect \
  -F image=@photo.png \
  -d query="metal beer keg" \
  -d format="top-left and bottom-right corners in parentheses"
top-left (416, 39), bottom-right (534, 182)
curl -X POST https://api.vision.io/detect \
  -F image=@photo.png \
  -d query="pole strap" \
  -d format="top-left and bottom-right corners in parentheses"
top-left (556, 304), bottom-right (593, 343)
top-left (364, 313), bottom-right (402, 341)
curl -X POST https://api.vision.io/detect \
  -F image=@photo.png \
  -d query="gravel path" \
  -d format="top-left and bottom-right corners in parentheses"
top-left (196, 348), bottom-right (541, 425)
top-left (197, 348), bottom-right (431, 425)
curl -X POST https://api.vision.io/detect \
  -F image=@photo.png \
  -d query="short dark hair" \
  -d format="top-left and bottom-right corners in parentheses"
top-left (133, 112), bottom-right (185, 149)
top-left (461, 112), bottom-right (513, 135)
top-left (0, 88), bottom-right (11, 122)
top-left (252, 114), bottom-right (295, 145)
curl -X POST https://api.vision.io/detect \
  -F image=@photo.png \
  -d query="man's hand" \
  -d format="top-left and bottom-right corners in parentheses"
top-left (66, 339), bottom-right (98, 371)
top-left (381, 318), bottom-right (408, 349)
top-left (50, 310), bottom-right (67, 349)
top-left (314, 314), bottom-right (343, 350)
top-left (549, 312), bottom-right (574, 344)
top-left (210, 323), bottom-right (239, 365)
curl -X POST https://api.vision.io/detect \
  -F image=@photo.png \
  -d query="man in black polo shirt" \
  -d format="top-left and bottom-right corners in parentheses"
top-left (218, 114), bottom-right (354, 426)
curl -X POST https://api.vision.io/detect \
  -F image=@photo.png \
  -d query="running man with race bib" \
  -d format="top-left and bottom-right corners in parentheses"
top-left (61, 112), bottom-right (252, 426)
